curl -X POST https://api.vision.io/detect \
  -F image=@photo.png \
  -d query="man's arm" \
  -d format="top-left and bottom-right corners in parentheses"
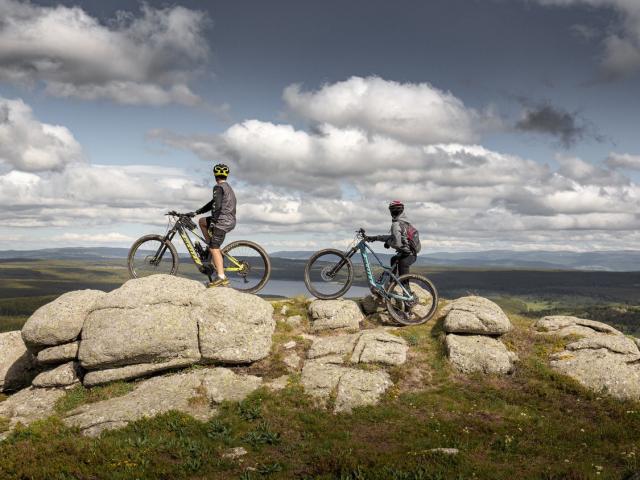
top-left (195, 200), bottom-right (212, 215)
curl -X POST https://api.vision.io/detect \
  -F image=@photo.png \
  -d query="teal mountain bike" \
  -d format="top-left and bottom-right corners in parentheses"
top-left (304, 228), bottom-right (438, 325)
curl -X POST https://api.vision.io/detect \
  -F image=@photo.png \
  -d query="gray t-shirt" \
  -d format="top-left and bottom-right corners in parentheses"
top-left (215, 181), bottom-right (236, 232)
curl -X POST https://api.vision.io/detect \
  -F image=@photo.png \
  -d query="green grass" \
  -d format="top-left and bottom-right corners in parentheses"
top-left (54, 382), bottom-right (136, 414)
top-left (0, 315), bottom-right (29, 333)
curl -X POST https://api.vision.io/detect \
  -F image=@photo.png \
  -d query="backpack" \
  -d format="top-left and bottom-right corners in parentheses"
top-left (400, 220), bottom-right (421, 254)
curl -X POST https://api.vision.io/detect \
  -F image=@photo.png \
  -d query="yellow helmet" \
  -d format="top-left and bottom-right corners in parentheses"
top-left (213, 163), bottom-right (229, 178)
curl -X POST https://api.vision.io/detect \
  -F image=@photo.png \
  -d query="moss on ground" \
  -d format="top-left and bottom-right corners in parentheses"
top-left (54, 382), bottom-right (135, 414)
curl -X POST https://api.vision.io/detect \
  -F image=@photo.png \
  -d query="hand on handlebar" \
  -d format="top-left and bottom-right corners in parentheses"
top-left (166, 210), bottom-right (196, 217)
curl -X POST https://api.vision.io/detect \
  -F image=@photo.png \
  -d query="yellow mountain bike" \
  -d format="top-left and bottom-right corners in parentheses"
top-left (127, 211), bottom-right (271, 294)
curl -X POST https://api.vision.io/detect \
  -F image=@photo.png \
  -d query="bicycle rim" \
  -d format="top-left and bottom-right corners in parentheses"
top-left (222, 240), bottom-right (271, 294)
top-left (304, 249), bottom-right (353, 299)
top-left (385, 274), bottom-right (438, 325)
top-left (128, 235), bottom-right (178, 278)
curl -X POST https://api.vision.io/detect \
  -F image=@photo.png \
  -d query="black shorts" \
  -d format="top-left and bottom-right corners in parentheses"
top-left (205, 217), bottom-right (226, 248)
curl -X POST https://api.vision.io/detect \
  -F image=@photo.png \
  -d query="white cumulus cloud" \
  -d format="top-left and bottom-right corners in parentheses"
top-left (283, 76), bottom-right (500, 144)
top-left (0, 97), bottom-right (83, 172)
top-left (0, 1), bottom-right (209, 105)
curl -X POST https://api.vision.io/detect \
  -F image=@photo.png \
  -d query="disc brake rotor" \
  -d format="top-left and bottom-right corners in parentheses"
top-left (320, 265), bottom-right (337, 281)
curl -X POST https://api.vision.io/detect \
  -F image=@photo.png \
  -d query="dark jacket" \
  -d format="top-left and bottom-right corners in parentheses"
top-left (196, 181), bottom-right (237, 232)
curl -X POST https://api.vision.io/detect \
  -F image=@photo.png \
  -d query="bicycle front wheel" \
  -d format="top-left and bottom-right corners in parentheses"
top-left (385, 274), bottom-right (438, 326)
top-left (222, 240), bottom-right (271, 294)
top-left (304, 249), bottom-right (354, 300)
top-left (127, 234), bottom-right (179, 279)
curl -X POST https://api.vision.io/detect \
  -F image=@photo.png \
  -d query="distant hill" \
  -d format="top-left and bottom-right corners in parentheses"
top-left (0, 247), bottom-right (131, 261)
top-left (272, 249), bottom-right (640, 272)
top-left (2, 247), bottom-right (640, 271)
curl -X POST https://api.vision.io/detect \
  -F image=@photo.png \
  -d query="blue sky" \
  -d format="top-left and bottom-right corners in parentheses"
top-left (0, 0), bottom-right (639, 252)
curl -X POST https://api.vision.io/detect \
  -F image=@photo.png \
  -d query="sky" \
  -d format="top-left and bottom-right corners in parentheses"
top-left (1, 0), bottom-right (639, 253)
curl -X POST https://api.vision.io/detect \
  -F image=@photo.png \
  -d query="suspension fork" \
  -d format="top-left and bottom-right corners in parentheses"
top-left (328, 245), bottom-right (358, 277)
top-left (151, 228), bottom-right (177, 265)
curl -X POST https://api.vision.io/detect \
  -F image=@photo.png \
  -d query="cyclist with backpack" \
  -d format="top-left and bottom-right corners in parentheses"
top-left (191, 163), bottom-right (237, 288)
top-left (368, 200), bottom-right (421, 287)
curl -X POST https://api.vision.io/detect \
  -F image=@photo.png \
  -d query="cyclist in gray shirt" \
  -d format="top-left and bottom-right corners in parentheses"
top-left (193, 163), bottom-right (237, 287)
top-left (369, 200), bottom-right (417, 286)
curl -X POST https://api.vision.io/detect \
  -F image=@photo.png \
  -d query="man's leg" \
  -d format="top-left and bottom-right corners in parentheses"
top-left (207, 227), bottom-right (228, 287)
top-left (398, 254), bottom-right (416, 290)
top-left (199, 217), bottom-right (211, 243)
top-left (211, 248), bottom-right (224, 278)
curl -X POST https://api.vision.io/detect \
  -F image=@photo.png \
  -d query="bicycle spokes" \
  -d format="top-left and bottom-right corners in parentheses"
top-left (129, 238), bottom-right (176, 277)
top-left (222, 243), bottom-right (269, 293)
top-left (305, 250), bottom-right (353, 299)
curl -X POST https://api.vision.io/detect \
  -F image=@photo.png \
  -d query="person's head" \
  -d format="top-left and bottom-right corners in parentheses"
top-left (388, 200), bottom-right (404, 218)
top-left (213, 163), bottom-right (230, 183)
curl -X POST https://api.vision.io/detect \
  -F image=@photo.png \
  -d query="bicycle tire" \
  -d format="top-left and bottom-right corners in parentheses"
top-left (127, 234), bottom-right (179, 279)
top-left (304, 248), bottom-right (354, 300)
top-left (222, 240), bottom-right (271, 294)
top-left (385, 273), bottom-right (438, 326)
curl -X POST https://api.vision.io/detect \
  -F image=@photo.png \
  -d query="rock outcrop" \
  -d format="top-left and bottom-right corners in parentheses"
top-left (64, 368), bottom-right (262, 437)
top-left (535, 315), bottom-right (621, 337)
top-left (0, 331), bottom-right (36, 392)
top-left (15, 275), bottom-right (276, 389)
top-left (0, 387), bottom-right (65, 439)
top-left (445, 335), bottom-right (518, 375)
top-left (21, 290), bottom-right (105, 349)
top-left (534, 316), bottom-right (640, 400)
top-left (37, 342), bottom-right (79, 365)
top-left (301, 360), bottom-right (393, 413)
top-left (308, 299), bottom-right (364, 332)
top-left (441, 297), bottom-right (517, 374)
top-left (32, 362), bottom-right (81, 388)
top-left (442, 296), bottom-right (511, 335)
top-left (79, 304), bottom-right (201, 369)
top-left (307, 330), bottom-right (408, 366)
top-left (193, 288), bottom-right (275, 363)
top-left (300, 329), bottom-right (406, 412)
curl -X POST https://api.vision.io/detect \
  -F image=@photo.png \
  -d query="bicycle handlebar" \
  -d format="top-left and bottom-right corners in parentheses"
top-left (166, 211), bottom-right (195, 218)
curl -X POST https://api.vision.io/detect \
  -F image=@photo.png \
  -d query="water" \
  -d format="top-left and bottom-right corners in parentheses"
top-left (257, 279), bottom-right (370, 298)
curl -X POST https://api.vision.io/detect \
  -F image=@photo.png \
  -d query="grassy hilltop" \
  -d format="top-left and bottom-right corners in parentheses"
top-left (1, 258), bottom-right (640, 478)
top-left (1, 297), bottom-right (640, 479)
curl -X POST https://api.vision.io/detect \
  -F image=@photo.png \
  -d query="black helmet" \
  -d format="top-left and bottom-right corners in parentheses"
top-left (213, 163), bottom-right (230, 178)
top-left (388, 200), bottom-right (404, 216)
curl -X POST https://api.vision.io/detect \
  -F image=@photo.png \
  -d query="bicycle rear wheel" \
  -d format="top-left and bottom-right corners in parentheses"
top-left (385, 274), bottom-right (438, 326)
top-left (304, 249), bottom-right (354, 299)
top-left (222, 240), bottom-right (271, 294)
top-left (127, 234), bottom-right (179, 278)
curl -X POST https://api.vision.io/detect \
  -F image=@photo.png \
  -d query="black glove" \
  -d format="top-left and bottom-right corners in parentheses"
top-left (384, 239), bottom-right (391, 249)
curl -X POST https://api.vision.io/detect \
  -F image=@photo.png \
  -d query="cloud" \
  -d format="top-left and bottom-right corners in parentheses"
top-left (0, 97), bottom-right (83, 172)
top-left (283, 76), bottom-right (501, 144)
top-left (51, 232), bottom-right (135, 243)
top-left (534, 0), bottom-right (640, 79)
top-left (605, 152), bottom-right (640, 170)
top-left (148, 78), bottom-right (640, 248)
top-left (0, 1), bottom-right (209, 105)
top-left (514, 102), bottom-right (598, 147)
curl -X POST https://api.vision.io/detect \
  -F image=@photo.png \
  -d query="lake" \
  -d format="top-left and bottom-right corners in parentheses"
top-left (254, 279), bottom-right (370, 298)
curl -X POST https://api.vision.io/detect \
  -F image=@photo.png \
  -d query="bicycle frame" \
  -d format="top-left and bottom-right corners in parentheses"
top-left (340, 240), bottom-right (415, 302)
top-left (152, 216), bottom-right (245, 274)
